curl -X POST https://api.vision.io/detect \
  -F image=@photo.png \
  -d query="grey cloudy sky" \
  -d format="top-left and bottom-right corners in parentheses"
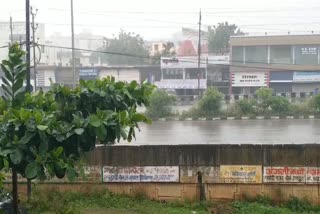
top-left (1, 0), bottom-right (320, 40)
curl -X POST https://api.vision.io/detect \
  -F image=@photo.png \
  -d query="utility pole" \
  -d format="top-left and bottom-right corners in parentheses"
top-left (71, 0), bottom-right (76, 88)
top-left (31, 7), bottom-right (38, 92)
top-left (197, 9), bottom-right (202, 98)
top-left (9, 16), bottom-right (13, 44)
top-left (26, 0), bottom-right (31, 93)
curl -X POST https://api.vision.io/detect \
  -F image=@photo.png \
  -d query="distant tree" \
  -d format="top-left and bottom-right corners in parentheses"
top-left (197, 87), bottom-right (224, 117)
top-left (208, 22), bottom-right (244, 54)
top-left (90, 30), bottom-right (149, 65)
top-left (151, 42), bottom-right (176, 65)
top-left (146, 90), bottom-right (176, 118)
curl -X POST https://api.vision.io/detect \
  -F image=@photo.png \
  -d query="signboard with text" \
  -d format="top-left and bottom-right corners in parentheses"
top-left (103, 166), bottom-right (179, 183)
top-left (293, 72), bottom-right (320, 82)
top-left (231, 72), bottom-right (268, 87)
top-left (263, 166), bottom-right (305, 183)
top-left (220, 165), bottom-right (262, 183)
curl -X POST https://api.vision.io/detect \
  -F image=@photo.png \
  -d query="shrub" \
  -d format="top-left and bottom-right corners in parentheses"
top-left (268, 96), bottom-right (290, 116)
top-left (255, 87), bottom-right (272, 108)
top-left (146, 89), bottom-right (176, 119)
top-left (197, 87), bottom-right (224, 117)
top-left (237, 99), bottom-right (257, 116)
top-left (285, 196), bottom-right (314, 212)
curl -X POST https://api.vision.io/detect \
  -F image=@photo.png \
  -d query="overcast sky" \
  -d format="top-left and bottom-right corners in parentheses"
top-left (1, 0), bottom-right (320, 41)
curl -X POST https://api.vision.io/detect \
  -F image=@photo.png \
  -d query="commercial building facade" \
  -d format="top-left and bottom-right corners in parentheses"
top-left (230, 34), bottom-right (320, 95)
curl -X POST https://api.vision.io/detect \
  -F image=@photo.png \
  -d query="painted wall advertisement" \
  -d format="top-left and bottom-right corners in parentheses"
top-left (306, 167), bottom-right (320, 183)
top-left (220, 165), bottom-right (262, 183)
top-left (231, 72), bottom-right (268, 87)
top-left (103, 166), bottom-right (179, 182)
top-left (263, 166), bottom-right (305, 183)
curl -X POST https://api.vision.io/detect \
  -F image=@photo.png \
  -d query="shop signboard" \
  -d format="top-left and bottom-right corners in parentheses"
top-left (231, 72), bottom-right (268, 87)
top-left (293, 72), bottom-right (320, 82)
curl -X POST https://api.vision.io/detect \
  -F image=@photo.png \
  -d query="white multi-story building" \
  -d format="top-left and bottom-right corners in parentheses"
top-left (45, 32), bottom-right (106, 66)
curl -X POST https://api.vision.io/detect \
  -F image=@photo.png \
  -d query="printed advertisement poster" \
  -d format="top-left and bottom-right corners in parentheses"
top-left (220, 165), bottom-right (262, 183)
top-left (103, 166), bottom-right (142, 182)
top-left (140, 166), bottom-right (179, 182)
top-left (306, 167), bottom-right (320, 183)
top-left (263, 166), bottom-right (305, 183)
top-left (103, 166), bottom-right (179, 182)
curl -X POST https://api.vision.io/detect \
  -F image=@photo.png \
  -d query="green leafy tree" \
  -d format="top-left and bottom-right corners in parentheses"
top-left (146, 90), bottom-right (176, 118)
top-left (208, 22), bottom-right (244, 54)
top-left (0, 44), bottom-right (154, 214)
top-left (197, 87), bottom-right (224, 117)
top-left (91, 30), bottom-right (149, 65)
top-left (151, 42), bottom-right (176, 65)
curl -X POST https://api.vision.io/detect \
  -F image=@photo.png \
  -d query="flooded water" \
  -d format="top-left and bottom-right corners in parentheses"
top-left (119, 120), bottom-right (320, 145)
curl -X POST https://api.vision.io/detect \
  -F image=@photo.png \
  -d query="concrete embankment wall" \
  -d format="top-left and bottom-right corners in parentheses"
top-left (81, 144), bottom-right (320, 203)
top-left (14, 144), bottom-right (320, 204)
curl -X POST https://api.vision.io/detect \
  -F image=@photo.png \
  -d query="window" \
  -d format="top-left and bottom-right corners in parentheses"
top-left (162, 69), bottom-right (183, 79)
top-left (231, 46), bottom-right (243, 63)
top-left (295, 45), bottom-right (318, 65)
top-left (185, 68), bottom-right (206, 79)
top-left (246, 46), bottom-right (268, 64)
top-left (270, 45), bottom-right (292, 64)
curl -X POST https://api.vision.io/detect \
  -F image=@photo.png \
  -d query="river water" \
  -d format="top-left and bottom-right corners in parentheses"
top-left (118, 120), bottom-right (320, 145)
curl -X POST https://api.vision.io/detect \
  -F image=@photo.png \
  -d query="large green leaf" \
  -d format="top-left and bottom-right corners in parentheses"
top-left (74, 128), bottom-right (84, 135)
top-left (10, 149), bottom-right (22, 165)
top-left (39, 140), bottom-right (48, 154)
top-left (37, 125), bottom-right (48, 131)
top-left (89, 115), bottom-right (101, 127)
top-left (0, 64), bottom-right (13, 83)
top-left (96, 125), bottom-right (107, 141)
top-left (19, 132), bottom-right (34, 144)
top-left (54, 147), bottom-right (64, 157)
top-left (25, 162), bottom-right (38, 179)
top-left (66, 167), bottom-right (77, 182)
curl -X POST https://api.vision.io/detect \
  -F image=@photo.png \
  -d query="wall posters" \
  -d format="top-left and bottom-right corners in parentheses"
top-left (306, 167), bottom-right (320, 183)
top-left (103, 166), bottom-right (179, 183)
top-left (263, 166), bottom-right (305, 183)
top-left (220, 165), bottom-right (262, 183)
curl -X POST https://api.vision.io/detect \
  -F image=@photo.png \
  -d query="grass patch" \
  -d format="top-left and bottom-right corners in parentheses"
top-left (25, 189), bottom-right (210, 214)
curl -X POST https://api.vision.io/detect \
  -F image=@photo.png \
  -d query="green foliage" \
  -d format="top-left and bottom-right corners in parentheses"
top-left (268, 96), bottom-right (290, 116)
top-left (146, 89), bottom-right (176, 119)
top-left (237, 99), bottom-right (257, 116)
top-left (0, 44), bottom-right (154, 185)
top-left (208, 22), bottom-right (244, 54)
top-left (197, 87), bottom-right (224, 117)
top-left (151, 42), bottom-right (176, 65)
top-left (285, 196), bottom-right (315, 213)
top-left (255, 88), bottom-right (272, 105)
top-left (310, 94), bottom-right (320, 114)
top-left (92, 30), bottom-right (150, 65)
top-left (27, 189), bottom-right (209, 214)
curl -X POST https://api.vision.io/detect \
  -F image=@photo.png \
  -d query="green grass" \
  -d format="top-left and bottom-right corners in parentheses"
top-left (232, 195), bottom-right (320, 214)
top-left (25, 189), bottom-right (210, 214)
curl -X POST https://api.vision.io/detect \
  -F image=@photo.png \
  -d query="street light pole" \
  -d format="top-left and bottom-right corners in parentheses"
top-left (71, 0), bottom-right (76, 88)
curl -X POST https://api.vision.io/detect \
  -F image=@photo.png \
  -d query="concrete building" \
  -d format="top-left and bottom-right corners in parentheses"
top-left (230, 34), bottom-right (320, 95)
top-left (154, 57), bottom-right (207, 98)
top-left (45, 32), bottom-right (106, 66)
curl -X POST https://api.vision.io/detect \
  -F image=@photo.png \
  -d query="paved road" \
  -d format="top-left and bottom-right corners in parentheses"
top-left (118, 120), bottom-right (320, 145)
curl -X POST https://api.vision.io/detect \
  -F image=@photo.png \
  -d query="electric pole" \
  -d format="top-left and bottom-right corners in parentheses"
top-left (71, 0), bottom-right (76, 88)
top-left (31, 7), bottom-right (38, 92)
top-left (26, 0), bottom-right (31, 93)
top-left (197, 9), bottom-right (202, 98)
top-left (10, 16), bottom-right (13, 44)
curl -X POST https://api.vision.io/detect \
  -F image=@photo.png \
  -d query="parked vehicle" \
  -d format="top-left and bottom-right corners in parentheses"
top-left (0, 190), bottom-right (27, 214)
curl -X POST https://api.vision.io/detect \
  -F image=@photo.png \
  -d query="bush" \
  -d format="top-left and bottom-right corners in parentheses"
top-left (146, 89), bottom-right (176, 119)
top-left (268, 96), bottom-right (290, 116)
top-left (197, 87), bottom-right (224, 117)
top-left (237, 99), bottom-right (257, 116)
top-left (255, 88), bottom-right (272, 108)
top-left (285, 196), bottom-right (315, 212)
